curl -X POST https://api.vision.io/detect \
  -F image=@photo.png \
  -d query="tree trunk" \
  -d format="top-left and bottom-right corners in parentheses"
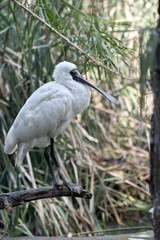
top-left (150, 5), bottom-right (160, 239)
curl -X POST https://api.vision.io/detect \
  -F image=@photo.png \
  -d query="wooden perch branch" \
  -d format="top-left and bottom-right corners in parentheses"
top-left (0, 185), bottom-right (92, 212)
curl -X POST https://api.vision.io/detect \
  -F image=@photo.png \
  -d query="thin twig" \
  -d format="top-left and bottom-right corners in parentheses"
top-left (11, 0), bottom-right (131, 79)
top-left (71, 226), bottom-right (153, 237)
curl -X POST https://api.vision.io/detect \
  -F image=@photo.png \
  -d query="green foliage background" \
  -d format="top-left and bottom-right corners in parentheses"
top-left (0, 0), bottom-right (157, 237)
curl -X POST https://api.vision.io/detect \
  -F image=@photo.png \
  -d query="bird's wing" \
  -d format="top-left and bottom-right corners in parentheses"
top-left (5, 82), bottom-right (73, 150)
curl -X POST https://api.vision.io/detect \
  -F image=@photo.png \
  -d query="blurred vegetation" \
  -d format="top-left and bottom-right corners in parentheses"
top-left (0, 0), bottom-right (157, 237)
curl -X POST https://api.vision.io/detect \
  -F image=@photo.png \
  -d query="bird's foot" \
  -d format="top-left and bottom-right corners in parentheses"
top-left (51, 181), bottom-right (92, 199)
top-left (63, 182), bottom-right (83, 196)
top-left (52, 181), bottom-right (63, 196)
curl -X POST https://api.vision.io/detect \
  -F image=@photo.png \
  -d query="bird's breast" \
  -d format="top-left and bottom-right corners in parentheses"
top-left (68, 82), bottom-right (91, 116)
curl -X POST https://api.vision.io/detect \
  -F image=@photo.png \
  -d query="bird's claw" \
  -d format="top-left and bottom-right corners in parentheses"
top-left (52, 182), bottom-right (63, 196)
top-left (52, 181), bottom-right (84, 197)
top-left (64, 182), bottom-right (83, 196)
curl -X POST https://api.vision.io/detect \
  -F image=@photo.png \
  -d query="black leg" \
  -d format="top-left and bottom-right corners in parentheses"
top-left (50, 138), bottom-right (69, 184)
top-left (44, 147), bottom-right (62, 195)
top-left (50, 138), bottom-right (78, 194)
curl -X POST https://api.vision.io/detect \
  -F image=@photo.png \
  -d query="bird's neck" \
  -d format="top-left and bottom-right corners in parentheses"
top-left (64, 80), bottom-right (91, 115)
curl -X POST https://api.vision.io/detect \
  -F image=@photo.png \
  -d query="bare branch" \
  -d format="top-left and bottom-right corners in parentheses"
top-left (11, 0), bottom-right (131, 80)
top-left (0, 185), bottom-right (92, 212)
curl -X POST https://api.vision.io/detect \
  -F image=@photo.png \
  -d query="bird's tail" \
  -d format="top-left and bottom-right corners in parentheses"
top-left (4, 127), bottom-right (31, 166)
top-left (16, 143), bottom-right (31, 166)
top-left (4, 127), bottom-right (17, 155)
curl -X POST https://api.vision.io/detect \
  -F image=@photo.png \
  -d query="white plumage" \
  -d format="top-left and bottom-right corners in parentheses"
top-left (4, 61), bottom-right (116, 192)
top-left (4, 61), bottom-right (92, 165)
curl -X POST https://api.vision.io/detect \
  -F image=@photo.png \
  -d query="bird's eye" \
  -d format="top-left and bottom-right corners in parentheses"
top-left (70, 69), bottom-right (81, 81)
top-left (70, 69), bottom-right (79, 76)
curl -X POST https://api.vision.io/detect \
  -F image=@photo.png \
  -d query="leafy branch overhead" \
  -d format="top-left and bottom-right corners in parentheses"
top-left (12, 0), bottom-right (131, 79)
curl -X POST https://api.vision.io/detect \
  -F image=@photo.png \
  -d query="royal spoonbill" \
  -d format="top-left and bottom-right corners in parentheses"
top-left (4, 61), bottom-right (116, 195)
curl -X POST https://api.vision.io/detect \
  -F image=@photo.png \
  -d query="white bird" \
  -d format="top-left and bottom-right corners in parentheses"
top-left (4, 61), bottom-right (116, 194)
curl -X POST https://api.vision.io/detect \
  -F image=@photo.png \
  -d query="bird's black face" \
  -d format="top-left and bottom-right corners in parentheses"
top-left (70, 69), bottom-right (116, 104)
